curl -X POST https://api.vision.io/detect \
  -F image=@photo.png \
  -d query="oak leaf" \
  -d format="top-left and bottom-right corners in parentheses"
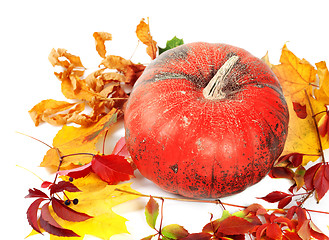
top-left (136, 18), bottom-right (157, 59)
top-left (49, 173), bottom-right (140, 240)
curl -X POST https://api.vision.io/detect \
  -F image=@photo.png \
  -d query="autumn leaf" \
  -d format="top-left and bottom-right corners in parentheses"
top-left (93, 32), bottom-right (112, 58)
top-left (268, 44), bottom-right (329, 164)
top-left (29, 99), bottom-right (85, 126)
top-left (41, 109), bottom-right (118, 171)
top-left (272, 44), bottom-right (317, 105)
top-left (136, 18), bottom-right (157, 59)
top-left (161, 224), bottom-right (189, 239)
top-left (145, 196), bottom-right (159, 229)
top-left (49, 173), bottom-right (140, 240)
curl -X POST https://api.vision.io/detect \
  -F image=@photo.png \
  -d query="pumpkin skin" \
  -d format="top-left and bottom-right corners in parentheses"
top-left (124, 42), bottom-right (289, 199)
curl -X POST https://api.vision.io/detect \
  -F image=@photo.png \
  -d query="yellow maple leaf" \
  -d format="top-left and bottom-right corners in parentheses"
top-left (272, 44), bottom-right (317, 105)
top-left (314, 61), bottom-right (329, 104)
top-left (270, 44), bottom-right (329, 165)
top-left (41, 109), bottom-right (119, 171)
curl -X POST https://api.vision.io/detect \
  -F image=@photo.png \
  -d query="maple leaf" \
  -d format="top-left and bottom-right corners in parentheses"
top-left (267, 44), bottom-right (329, 165)
top-left (272, 44), bottom-right (317, 105)
top-left (136, 17), bottom-right (157, 59)
top-left (49, 173), bottom-right (140, 240)
top-left (41, 109), bottom-right (119, 171)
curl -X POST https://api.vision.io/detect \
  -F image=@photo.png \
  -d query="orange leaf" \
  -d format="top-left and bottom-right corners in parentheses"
top-left (136, 18), bottom-right (157, 59)
top-left (93, 32), bottom-right (112, 58)
top-left (29, 99), bottom-right (80, 126)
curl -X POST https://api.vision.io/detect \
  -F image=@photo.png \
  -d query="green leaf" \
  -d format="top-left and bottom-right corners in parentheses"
top-left (162, 224), bottom-right (189, 239)
top-left (159, 36), bottom-right (184, 55)
top-left (145, 196), bottom-right (159, 229)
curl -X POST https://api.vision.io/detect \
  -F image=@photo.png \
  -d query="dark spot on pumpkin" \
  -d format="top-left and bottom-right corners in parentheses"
top-left (170, 164), bottom-right (178, 173)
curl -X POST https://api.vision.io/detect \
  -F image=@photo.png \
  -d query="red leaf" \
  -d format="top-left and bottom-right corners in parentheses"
top-left (216, 216), bottom-right (256, 235)
top-left (269, 167), bottom-right (294, 179)
top-left (256, 223), bottom-right (269, 240)
top-left (313, 164), bottom-right (329, 201)
top-left (91, 154), bottom-right (134, 184)
top-left (57, 162), bottom-right (92, 179)
top-left (278, 196), bottom-right (292, 209)
top-left (318, 112), bottom-right (329, 137)
top-left (112, 137), bottom-right (130, 157)
top-left (41, 181), bottom-right (53, 188)
top-left (181, 233), bottom-right (212, 240)
top-left (258, 191), bottom-right (291, 203)
top-left (293, 102), bottom-right (307, 119)
top-left (26, 198), bottom-right (47, 234)
top-left (304, 163), bottom-right (322, 190)
top-left (277, 153), bottom-right (304, 168)
top-left (40, 202), bottom-right (80, 237)
top-left (50, 181), bottom-right (81, 195)
top-left (266, 223), bottom-right (282, 240)
top-left (25, 188), bottom-right (49, 199)
top-left (51, 197), bottom-right (92, 222)
top-left (283, 230), bottom-right (302, 240)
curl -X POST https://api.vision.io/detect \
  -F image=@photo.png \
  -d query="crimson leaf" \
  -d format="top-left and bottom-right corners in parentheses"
top-left (25, 188), bottom-right (49, 199)
top-left (258, 191), bottom-right (291, 203)
top-left (304, 163), bottom-right (322, 190)
top-left (313, 164), bottom-right (329, 201)
top-left (51, 197), bottom-right (92, 222)
top-left (26, 198), bottom-right (47, 234)
top-left (112, 137), bottom-right (130, 157)
top-left (57, 162), bottom-right (92, 179)
top-left (40, 202), bottom-right (79, 237)
top-left (91, 154), bottom-right (134, 184)
top-left (293, 102), bottom-right (307, 119)
top-left (50, 181), bottom-right (81, 195)
top-left (216, 216), bottom-right (257, 235)
top-left (182, 233), bottom-right (212, 240)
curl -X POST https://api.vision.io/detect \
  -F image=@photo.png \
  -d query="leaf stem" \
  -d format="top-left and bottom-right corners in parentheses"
top-left (16, 131), bottom-right (52, 149)
top-left (304, 89), bottom-right (326, 163)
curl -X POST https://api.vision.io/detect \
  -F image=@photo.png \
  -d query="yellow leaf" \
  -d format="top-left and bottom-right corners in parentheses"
top-left (93, 32), bottom-right (112, 58)
top-left (41, 109), bottom-right (118, 171)
top-left (314, 61), bottom-right (329, 104)
top-left (272, 44), bottom-right (317, 105)
top-left (280, 94), bottom-right (328, 164)
top-left (136, 18), bottom-right (157, 60)
top-left (50, 173), bottom-right (140, 240)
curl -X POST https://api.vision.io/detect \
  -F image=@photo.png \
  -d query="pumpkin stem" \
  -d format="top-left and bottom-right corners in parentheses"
top-left (203, 55), bottom-right (239, 100)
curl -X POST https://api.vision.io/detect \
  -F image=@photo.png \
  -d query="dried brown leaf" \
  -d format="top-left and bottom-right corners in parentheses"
top-left (136, 18), bottom-right (157, 59)
top-left (93, 32), bottom-right (112, 58)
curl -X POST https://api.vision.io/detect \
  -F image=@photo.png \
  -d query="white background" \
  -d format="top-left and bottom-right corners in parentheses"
top-left (1, 0), bottom-right (329, 239)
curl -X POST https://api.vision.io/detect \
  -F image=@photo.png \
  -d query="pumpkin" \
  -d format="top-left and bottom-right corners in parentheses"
top-left (124, 42), bottom-right (289, 199)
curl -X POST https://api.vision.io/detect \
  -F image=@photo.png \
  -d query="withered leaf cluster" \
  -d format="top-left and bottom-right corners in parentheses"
top-left (29, 19), bottom-right (155, 127)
